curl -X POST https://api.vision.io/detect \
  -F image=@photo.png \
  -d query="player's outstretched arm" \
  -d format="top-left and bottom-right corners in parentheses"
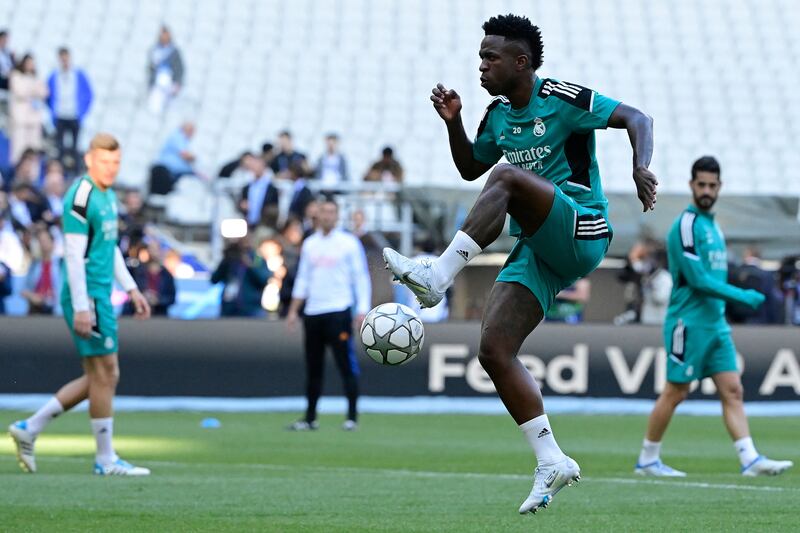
top-left (431, 83), bottom-right (492, 181)
top-left (675, 239), bottom-right (765, 309)
top-left (608, 104), bottom-right (657, 212)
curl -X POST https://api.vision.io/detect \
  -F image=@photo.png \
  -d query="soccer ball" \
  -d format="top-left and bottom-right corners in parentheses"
top-left (360, 303), bottom-right (425, 365)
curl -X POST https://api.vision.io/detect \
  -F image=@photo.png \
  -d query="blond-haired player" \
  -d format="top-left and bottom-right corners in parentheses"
top-left (9, 133), bottom-right (152, 475)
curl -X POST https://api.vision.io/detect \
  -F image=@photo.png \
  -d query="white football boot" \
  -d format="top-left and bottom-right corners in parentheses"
top-left (634, 460), bottom-right (687, 477)
top-left (286, 420), bottom-right (319, 431)
top-left (382, 248), bottom-right (445, 308)
top-left (8, 420), bottom-right (37, 473)
top-left (94, 458), bottom-right (151, 476)
top-left (741, 456), bottom-right (794, 477)
top-left (518, 455), bottom-right (581, 514)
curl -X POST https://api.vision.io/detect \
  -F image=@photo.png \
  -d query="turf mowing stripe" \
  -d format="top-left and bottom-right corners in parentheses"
top-left (33, 457), bottom-right (797, 493)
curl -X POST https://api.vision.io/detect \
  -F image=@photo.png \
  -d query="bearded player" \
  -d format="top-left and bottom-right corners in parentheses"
top-left (383, 14), bottom-right (657, 513)
top-left (9, 133), bottom-right (152, 476)
top-left (635, 156), bottom-right (792, 478)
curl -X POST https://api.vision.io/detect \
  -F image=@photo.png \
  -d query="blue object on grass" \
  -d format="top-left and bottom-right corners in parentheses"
top-left (201, 417), bottom-right (221, 429)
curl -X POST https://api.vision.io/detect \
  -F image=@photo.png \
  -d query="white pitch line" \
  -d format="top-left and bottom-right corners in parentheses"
top-left (24, 457), bottom-right (797, 493)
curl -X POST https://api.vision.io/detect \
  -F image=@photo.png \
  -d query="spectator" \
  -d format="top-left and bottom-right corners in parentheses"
top-left (211, 236), bottom-right (271, 317)
top-left (546, 278), bottom-right (591, 324)
top-left (364, 146), bottom-right (403, 183)
top-left (9, 182), bottom-right (48, 228)
top-left (239, 152), bottom-right (279, 228)
top-left (123, 241), bottom-right (175, 316)
top-left (639, 245), bottom-right (673, 325)
top-left (9, 147), bottom-right (42, 189)
top-left (147, 26), bottom-right (184, 114)
top-left (261, 142), bottom-right (276, 168)
top-left (300, 199), bottom-right (318, 238)
top-left (8, 54), bottom-right (48, 164)
top-left (778, 256), bottom-right (799, 325)
top-left (21, 225), bottom-right (61, 315)
top-left (0, 190), bottom-right (25, 274)
top-left (277, 217), bottom-right (304, 317)
top-left (0, 260), bottom-right (11, 314)
top-left (42, 160), bottom-right (65, 221)
top-left (728, 246), bottom-right (782, 324)
top-left (157, 122), bottom-right (196, 184)
top-left (287, 163), bottom-right (314, 222)
top-left (46, 47), bottom-right (93, 175)
top-left (118, 189), bottom-right (147, 256)
top-left (286, 198), bottom-right (371, 431)
top-left (0, 29), bottom-right (15, 92)
top-left (218, 150), bottom-right (250, 179)
top-left (257, 237), bottom-right (285, 313)
top-left (270, 131), bottom-right (308, 179)
top-left (615, 240), bottom-right (651, 324)
top-left (315, 133), bottom-right (348, 190)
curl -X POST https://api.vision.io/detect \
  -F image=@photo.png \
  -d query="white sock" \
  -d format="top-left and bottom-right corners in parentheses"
top-left (26, 397), bottom-right (64, 435)
top-left (520, 414), bottom-right (566, 465)
top-left (734, 437), bottom-right (759, 467)
top-left (431, 231), bottom-right (482, 292)
top-left (638, 439), bottom-right (662, 466)
top-left (91, 417), bottom-right (118, 465)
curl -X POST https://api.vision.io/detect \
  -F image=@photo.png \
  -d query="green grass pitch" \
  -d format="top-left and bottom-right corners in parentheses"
top-left (1, 411), bottom-right (797, 532)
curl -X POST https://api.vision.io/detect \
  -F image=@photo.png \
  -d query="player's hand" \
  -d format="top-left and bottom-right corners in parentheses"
top-left (128, 289), bottom-right (152, 320)
top-left (633, 166), bottom-right (658, 212)
top-left (73, 310), bottom-right (92, 339)
top-left (744, 289), bottom-right (766, 310)
top-left (353, 313), bottom-right (366, 332)
top-left (430, 83), bottom-right (463, 122)
top-left (286, 311), bottom-right (299, 332)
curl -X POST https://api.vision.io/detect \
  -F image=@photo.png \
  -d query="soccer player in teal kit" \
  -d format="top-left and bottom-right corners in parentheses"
top-left (635, 156), bottom-right (793, 477)
top-left (9, 133), bottom-right (152, 476)
top-left (384, 14), bottom-right (658, 513)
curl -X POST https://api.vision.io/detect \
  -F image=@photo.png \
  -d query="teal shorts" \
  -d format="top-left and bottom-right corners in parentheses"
top-left (496, 187), bottom-right (611, 312)
top-left (665, 320), bottom-right (738, 383)
top-left (62, 294), bottom-right (118, 357)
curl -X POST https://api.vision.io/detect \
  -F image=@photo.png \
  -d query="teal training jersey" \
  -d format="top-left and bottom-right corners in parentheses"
top-left (61, 176), bottom-right (119, 297)
top-left (473, 76), bottom-right (621, 236)
top-left (665, 205), bottom-right (755, 330)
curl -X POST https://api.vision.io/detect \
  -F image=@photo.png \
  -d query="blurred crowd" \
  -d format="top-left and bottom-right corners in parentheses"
top-left (0, 26), bottom-right (798, 325)
top-left (616, 239), bottom-right (800, 326)
top-left (0, 26), bottom-right (415, 321)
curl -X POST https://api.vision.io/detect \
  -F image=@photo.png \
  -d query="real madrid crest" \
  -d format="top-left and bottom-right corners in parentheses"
top-left (533, 117), bottom-right (546, 137)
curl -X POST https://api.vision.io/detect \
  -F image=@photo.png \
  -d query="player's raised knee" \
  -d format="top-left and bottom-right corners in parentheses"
top-left (486, 163), bottom-right (520, 187)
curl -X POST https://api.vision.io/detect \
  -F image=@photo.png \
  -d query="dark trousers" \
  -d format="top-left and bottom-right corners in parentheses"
top-left (303, 309), bottom-right (360, 423)
top-left (55, 118), bottom-right (80, 173)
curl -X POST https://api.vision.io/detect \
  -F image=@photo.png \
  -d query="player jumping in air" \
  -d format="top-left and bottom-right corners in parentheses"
top-left (635, 156), bottom-right (793, 477)
top-left (8, 133), bottom-right (152, 476)
top-left (383, 14), bottom-right (658, 513)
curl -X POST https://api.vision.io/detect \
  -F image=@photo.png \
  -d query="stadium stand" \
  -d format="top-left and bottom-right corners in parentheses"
top-left (2, 0), bottom-right (799, 195)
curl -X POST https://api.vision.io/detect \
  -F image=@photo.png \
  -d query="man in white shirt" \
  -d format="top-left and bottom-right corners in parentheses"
top-left (314, 133), bottom-right (348, 191)
top-left (287, 198), bottom-right (371, 431)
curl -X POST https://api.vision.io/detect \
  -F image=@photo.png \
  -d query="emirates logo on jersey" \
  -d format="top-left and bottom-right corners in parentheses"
top-left (533, 117), bottom-right (546, 137)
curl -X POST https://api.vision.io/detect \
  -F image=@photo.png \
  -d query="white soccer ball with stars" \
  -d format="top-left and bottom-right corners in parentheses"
top-left (360, 303), bottom-right (424, 365)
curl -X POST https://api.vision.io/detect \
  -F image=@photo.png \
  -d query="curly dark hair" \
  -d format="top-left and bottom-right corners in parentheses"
top-left (482, 14), bottom-right (544, 71)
